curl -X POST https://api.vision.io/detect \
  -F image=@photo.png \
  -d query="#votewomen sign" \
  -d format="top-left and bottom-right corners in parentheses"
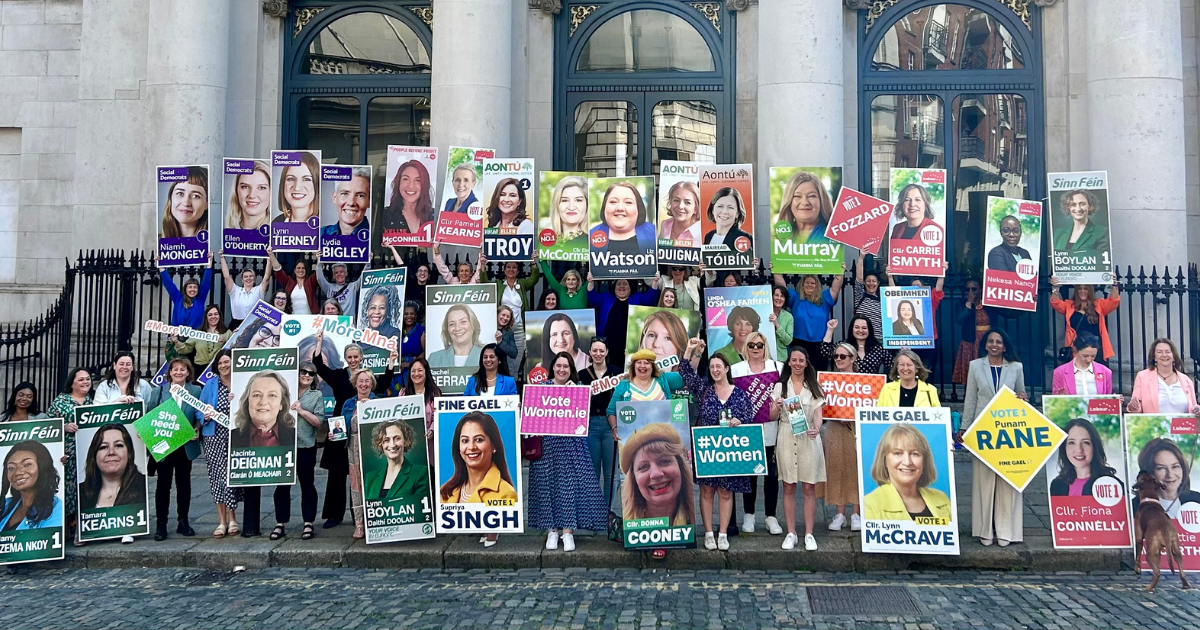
top-left (74, 402), bottom-right (150, 542)
top-left (691, 425), bottom-right (767, 478)
top-left (0, 419), bottom-right (65, 566)
top-left (357, 396), bottom-right (436, 544)
top-left (228, 347), bottom-right (299, 487)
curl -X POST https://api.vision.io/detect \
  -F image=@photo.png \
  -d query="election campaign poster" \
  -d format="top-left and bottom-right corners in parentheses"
top-left (221, 158), bottom-right (270, 257)
top-left (319, 164), bottom-right (372, 264)
top-left (157, 165), bottom-right (211, 267)
top-left (1047, 171), bottom-right (1114, 285)
top-left (357, 396), bottom-right (436, 544)
top-left (588, 176), bottom-right (657, 279)
top-left (819, 372), bottom-right (887, 420)
top-left (0, 419), bottom-right (65, 566)
top-left (281, 314), bottom-right (389, 412)
top-left (656, 161), bottom-right (703, 267)
top-left (426, 284), bottom-right (497, 394)
top-left (1125, 413), bottom-right (1200, 569)
top-left (1042, 395), bottom-right (1132, 549)
top-left (731, 371), bottom-right (778, 426)
top-left (73, 402), bottom-right (150, 542)
top-left (887, 168), bottom-right (946, 277)
top-left (615, 399), bottom-right (695, 550)
top-left (704, 285), bottom-right (778, 363)
top-left (228, 347), bottom-right (299, 487)
top-left (524, 309), bottom-right (595, 384)
top-left (357, 267), bottom-right (407, 375)
top-left (435, 146), bottom-right (494, 248)
top-left (520, 384), bottom-right (590, 436)
top-left (133, 396), bottom-right (200, 459)
top-left (692, 425), bottom-right (767, 478)
top-left (536, 171), bottom-right (594, 262)
top-left (880, 286), bottom-right (935, 349)
top-left (857, 407), bottom-right (959, 555)
top-left (270, 150), bottom-right (321, 252)
top-left (768, 167), bottom-right (843, 274)
top-left (827, 187), bottom-right (892, 256)
top-left (982, 196), bottom-right (1042, 312)
top-left (625, 306), bottom-right (701, 373)
top-left (434, 395), bottom-right (523, 534)
top-left (381, 145), bottom-right (439, 248)
top-left (962, 386), bottom-right (1067, 492)
top-left (481, 158), bottom-right (535, 261)
top-left (699, 164), bottom-right (755, 271)
top-left (149, 299), bottom-right (285, 391)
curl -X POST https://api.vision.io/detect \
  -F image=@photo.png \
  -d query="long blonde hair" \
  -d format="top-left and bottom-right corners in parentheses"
top-left (226, 160), bottom-right (271, 230)
top-left (776, 171), bottom-right (833, 231)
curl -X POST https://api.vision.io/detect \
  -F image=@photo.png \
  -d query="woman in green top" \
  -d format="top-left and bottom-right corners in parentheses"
top-left (177, 305), bottom-right (233, 373)
top-left (47, 367), bottom-right (93, 543)
top-left (538, 260), bottom-right (588, 310)
top-left (605, 349), bottom-right (699, 419)
top-left (363, 419), bottom-right (430, 502)
top-left (770, 285), bottom-right (794, 361)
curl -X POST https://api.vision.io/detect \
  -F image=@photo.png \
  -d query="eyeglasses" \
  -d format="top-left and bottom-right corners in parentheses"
top-left (670, 267), bottom-right (685, 272)
top-left (299, 369), bottom-right (316, 377)
top-left (834, 353), bottom-right (854, 360)
top-left (966, 286), bottom-right (980, 293)
top-left (746, 342), bottom-right (765, 350)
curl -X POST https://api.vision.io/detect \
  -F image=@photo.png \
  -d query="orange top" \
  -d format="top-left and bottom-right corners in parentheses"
top-left (1050, 290), bottom-right (1120, 360)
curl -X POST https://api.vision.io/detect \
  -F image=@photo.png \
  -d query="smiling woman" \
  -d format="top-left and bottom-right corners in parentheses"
top-left (162, 166), bottom-right (210, 239)
top-left (277, 154), bottom-right (321, 223)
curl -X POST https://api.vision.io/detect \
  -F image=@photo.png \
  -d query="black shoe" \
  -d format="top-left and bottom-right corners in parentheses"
top-left (154, 525), bottom-right (168, 541)
top-left (241, 529), bottom-right (261, 538)
top-left (177, 521), bottom-right (196, 537)
top-left (322, 518), bottom-right (341, 529)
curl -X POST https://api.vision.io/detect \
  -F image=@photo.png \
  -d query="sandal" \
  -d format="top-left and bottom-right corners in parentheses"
top-left (227, 518), bottom-right (240, 537)
top-left (301, 523), bottom-right (314, 540)
top-left (212, 524), bottom-right (226, 539)
top-left (352, 522), bottom-right (365, 540)
top-left (269, 524), bottom-right (286, 541)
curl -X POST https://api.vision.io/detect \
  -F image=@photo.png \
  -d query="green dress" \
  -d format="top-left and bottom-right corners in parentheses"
top-left (47, 393), bottom-right (92, 520)
top-left (538, 260), bottom-right (589, 310)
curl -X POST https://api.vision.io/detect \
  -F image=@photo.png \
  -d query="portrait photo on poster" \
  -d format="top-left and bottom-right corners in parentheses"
top-left (270, 150), bottom-right (322, 253)
top-left (425, 284), bottom-right (497, 394)
top-left (381, 145), bottom-right (439, 248)
top-left (319, 164), bottom-right (372, 264)
top-left (221, 158), bottom-right (270, 257)
top-left (0, 418), bottom-right (67, 565)
top-left (357, 396), bottom-right (435, 543)
top-left (74, 402), bottom-right (150, 542)
top-left (768, 167), bottom-right (844, 275)
top-left (625, 306), bottom-right (700, 373)
top-left (481, 158), bottom-right (535, 261)
top-left (887, 168), bottom-right (946, 278)
top-left (434, 146), bottom-right (493, 248)
top-left (1047, 171), bottom-right (1114, 284)
top-left (537, 171), bottom-right (593, 262)
top-left (588, 176), bottom-right (657, 279)
top-left (228, 347), bottom-right (299, 487)
top-left (524, 309), bottom-right (596, 384)
top-left (157, 164), bottom-right (211, 267)
top-left (433, 396), bottom-right (523, 534)
top-left (1124, 413), bottom-right (1200, 570)
top-left (614, 399), bottom-right (696, 549)
top-left (656, 161), bottom-right (703, 267)
top-left (699, 164), bottom-right (755, 271)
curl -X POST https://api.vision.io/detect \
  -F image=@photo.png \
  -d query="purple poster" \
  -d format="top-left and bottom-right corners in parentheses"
top-left (156, 165), bottom-right (210, 266)
top-left (319, 164), bottom-right (372, 263)
top-left (221, 158), bottom-right (270, 257)
top-left (270, 150), bottom-right (321, 252)
top-left (733, 372), bottom-right (777, 425)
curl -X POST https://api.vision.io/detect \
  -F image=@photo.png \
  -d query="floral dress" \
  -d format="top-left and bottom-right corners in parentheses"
top-left (679, 362), bottom-right (752, 493)
top-left (47, 393), bottom-right (91, 519)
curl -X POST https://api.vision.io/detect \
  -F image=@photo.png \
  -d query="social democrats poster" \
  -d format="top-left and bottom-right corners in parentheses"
top-left (481, 158), bottom-right (535, 262)
top-left (536, 171), bottom-right (593, 263)
top-left (1042, 395), bottom-right (1132, 549)
top-left (982, 196), bottom-right (1042, 312)
top-left (381, 145), bottom-right (439, 248)
top-left (524, 309), bottom-right (595, 384)
top-left (426, 284), bottom-right (497, 394)
top-left (357, 396), bottom-right (436, 544)
top-left (434, 395), bottom-right (523, 534)
top-left (768, 167), bottom-right (843, 274)
top-left (221, 158), bottom-right (270, 257)
top-left (435, 146), bottom-right (494, 248)
top-left (962, 386), bottom-right (1067, 492)
top-left (887, 168), bottom-right (946, 277)
top-left (72, 402), bottom-right (150, 542)
top-left (656, 161), bottom-right (703, 267)
top-left (625, 306), bottom-right (700, 374)
top-left (156, 164), bottom-right (211, 267)
top-left (1047, 171), bottom-right (1114, 285)
top-left (825, 186), bottom-right (892, 256)
top-left (319, 164), bottom-right (372, 264)
top-left (880, 286), bottom-right (935, 349)
top-left (818, 372), bottom-right (887, 420)
top-left (270, 150), bottom-right (321, 252)
top-left (856, 407), bottom-right (959, 556)
top-left (699, 164), bottom-right (755, 271)
top-left (1124, 413), bottom-right (1200, 570)
top-left (588, 176), bottom-right (657, 279)
top-left (520, 384), bottom-right (589, 437)
top-left (704, 285), bottom-right (778, 363)
top-left (615, 399), bottom-right (695, 550)
top-left (0, 418), bottom-right (65, 566)
top-left (227, 347), bottom-right (299, 487)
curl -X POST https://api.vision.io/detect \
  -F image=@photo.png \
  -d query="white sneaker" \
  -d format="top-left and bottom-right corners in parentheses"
top-left (562, 533), bottom-right (575, 552)
top-left (765, 516), bottom-right (783, 535)
top-left (546, 530), bottom-right (559, 550)
top-left (782, 533), bottom-right (798, 550)
top-left (828, 513), bottom-right (846, 531)
top-left (704, 532), bottom-right (717, 550)
top-left (850, 514), bottom-right (862, 531)
top-left (121, 536), bottom-right (134, 545)
top-left (804, 534), bottom-right (818, 551)
top-left (741, 514), bottom-right (755, 533)
top-left (717, 533), bottom-right (730, 551)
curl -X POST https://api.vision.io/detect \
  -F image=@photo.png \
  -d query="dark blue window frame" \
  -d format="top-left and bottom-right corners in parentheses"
top-left (553, 1), bottom-right (737, 174)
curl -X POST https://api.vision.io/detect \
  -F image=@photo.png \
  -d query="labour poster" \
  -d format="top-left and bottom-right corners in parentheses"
top-left (982, 196), bottom-right (1042, 312)
top-left (381, 145), bottom-right (439, 248)
top-left (887, 168), bottom-right (946, 277)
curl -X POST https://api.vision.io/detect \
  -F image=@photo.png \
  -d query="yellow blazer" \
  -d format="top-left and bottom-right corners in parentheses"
top-left (863, 482), bottom-right (953, 521)
top-left (876, 380), bottom-right (941, 407)
top-left (445, 464), bottom-right (518, 504)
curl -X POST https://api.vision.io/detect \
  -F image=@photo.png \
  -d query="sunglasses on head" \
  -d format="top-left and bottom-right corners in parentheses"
top-left (746, 342), bottom-right (765, 350)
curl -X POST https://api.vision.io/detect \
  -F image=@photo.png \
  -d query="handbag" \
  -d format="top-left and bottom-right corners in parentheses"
top-left (1057, 346), bottom-right (1074, 366)
top-left (521, 435), bottom-right (543, 461)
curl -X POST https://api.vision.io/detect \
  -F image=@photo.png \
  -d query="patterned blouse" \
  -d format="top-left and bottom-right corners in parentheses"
top-left (821, 341), bottom-right (893, 375)
top-left (47, 393), bottom-right (92, 518)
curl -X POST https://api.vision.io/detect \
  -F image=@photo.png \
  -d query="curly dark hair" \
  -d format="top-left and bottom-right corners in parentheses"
top-left (1, 440), bottom-right (60, 527)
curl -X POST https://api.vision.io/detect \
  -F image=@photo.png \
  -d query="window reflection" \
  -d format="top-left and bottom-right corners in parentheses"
top-left (872, 4), bottom-right (1023, 71)
top-left (573, 101), bottom-right (638, 177)
top-left (651, 100), bottom-right (717, 175)
top-left (870, 95), bottom-right (945, 199)
top-left (296, 96), bottom-right (361, 164)
top-left (952, 93), bottom-right (1028, 266)
top-left (303, 11), bottom-right (431, 75)
top-left (577, 9), bottom-right (715, 73)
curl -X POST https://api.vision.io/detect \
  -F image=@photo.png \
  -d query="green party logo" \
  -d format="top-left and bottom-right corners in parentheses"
top-left (618, 407), bottom-right (637, 424)
top-left (283, 320), bottom-right (302, 336)
top-left (774, 221), bottom-right (793, 237)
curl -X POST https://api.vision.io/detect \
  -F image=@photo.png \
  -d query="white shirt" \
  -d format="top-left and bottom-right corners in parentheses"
top-left (1073, 363), bottom-right (1097, 396)
top-left (228, 285), bottom-right (265, 320)
top-left (454, 354), bottom-right (469, 367)
top-left (291, 284), bottom-right (311, 315)
top-left (500, 282), bottom-right (524, 320)
top-left (1158, 375), bottom-right (1190, 413)
top-left (730, 360), bottom-right (783, 379)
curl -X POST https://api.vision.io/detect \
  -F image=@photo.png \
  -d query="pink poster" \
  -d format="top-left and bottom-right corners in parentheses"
top-left (732, 372), bottom-right (777, 425)
top-left (520, 384), bottom-right (590, 436)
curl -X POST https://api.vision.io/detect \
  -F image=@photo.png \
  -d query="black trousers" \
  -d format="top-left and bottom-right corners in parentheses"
top-left (297, 447), bottom-right (319, 523)
top-left (797, 339), bottom-right (827, 371)
top-left (321, 442), bottom-right (349, 522)
top-left (742, 446), bottom-right (778, 518)
top-left (242, 485), bottom-right (291, 531)
top-left (154, 448), bottom-right (192, 526)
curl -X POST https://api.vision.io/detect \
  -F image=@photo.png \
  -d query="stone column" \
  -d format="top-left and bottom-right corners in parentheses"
top-left (756, 2), bottom-right (844, 256)
top-left (144, 0), bottom-right (232, 249)
top-left (1087, 0), bottom-right (1187, 270)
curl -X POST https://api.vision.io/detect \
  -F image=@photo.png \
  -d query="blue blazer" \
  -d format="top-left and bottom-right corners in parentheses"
top-left (464, 375), bottom-right (517, 396)
top-left (195, 378), bottom-right (225, 437)
top-left (443, 191), bottom-right (479, 214)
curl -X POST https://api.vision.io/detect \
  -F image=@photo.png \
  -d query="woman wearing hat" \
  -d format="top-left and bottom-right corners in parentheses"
top-left (605, 349), bottom-right (691, 419)
top-left (619, 422), bottom-right (696, 529)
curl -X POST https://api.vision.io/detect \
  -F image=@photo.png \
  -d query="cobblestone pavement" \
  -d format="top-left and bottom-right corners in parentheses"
top-left (0, 567), bottom-right (1194, 629)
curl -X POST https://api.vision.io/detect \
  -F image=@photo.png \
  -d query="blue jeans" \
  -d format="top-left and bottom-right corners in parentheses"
top-left (587, 415), bottom-right (617, 508)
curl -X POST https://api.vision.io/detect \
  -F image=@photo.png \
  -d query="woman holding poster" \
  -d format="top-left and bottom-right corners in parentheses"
top-left (862, 424), bottom-right (952, 521)
top-left (195, 350), bottom-right (240, 538)
top-left (1048, 278), bottom-right (1120, 366)
top-left (660, 181), bottom-right (703, 246)
top-left (275, 153), bottom-right (320, 225)
top-left (703, 188), bottom-right (753, 254)
top-left (769, 345), bottom-right (826, 551)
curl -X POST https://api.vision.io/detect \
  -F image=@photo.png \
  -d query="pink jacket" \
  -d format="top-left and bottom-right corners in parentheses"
top-left (1130, 368), bottom-right (1197, 413)
top-left (1051, 361), bottom-right (1113, 395)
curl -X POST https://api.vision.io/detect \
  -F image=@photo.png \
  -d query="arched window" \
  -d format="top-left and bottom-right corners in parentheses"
top-left (858, 1), bottom-right (1043, 269)
top-left (283, 3), bottom-right (432, 237)
top-left (555, 2), bottom-right (735, 176)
